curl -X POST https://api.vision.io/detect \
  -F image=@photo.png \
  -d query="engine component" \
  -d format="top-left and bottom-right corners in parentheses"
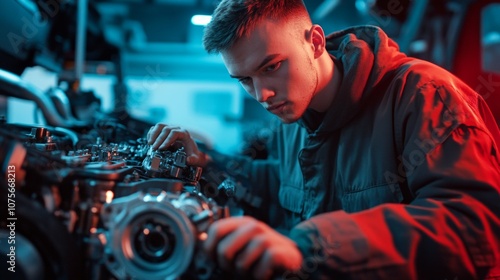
top-left (100, 188), bottom-right (225, 280)
top-left (0, 181), bottom-right (82, 280)
top-left (0, 123), bottom-right (249, 280)
top-left (142, 147), bottom-right (202, 183)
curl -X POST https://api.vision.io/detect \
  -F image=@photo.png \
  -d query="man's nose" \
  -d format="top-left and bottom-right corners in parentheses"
top-left (255, 84), bottom-right (274, 103)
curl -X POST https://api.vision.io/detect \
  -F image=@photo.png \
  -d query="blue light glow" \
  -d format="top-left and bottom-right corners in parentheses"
top-left (191, 15), bottom-right (212, 26)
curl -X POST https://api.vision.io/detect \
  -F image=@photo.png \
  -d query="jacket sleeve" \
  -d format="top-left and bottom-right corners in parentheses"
top-left (206, 150), bottom-right (281, 222)
top-left (289, 81), bottom-right (500, 279)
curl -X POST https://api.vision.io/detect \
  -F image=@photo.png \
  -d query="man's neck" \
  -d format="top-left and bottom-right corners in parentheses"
top-left (309, 55), bottom-right (341, 113)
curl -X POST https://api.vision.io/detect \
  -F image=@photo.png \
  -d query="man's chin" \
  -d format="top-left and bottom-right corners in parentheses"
top-left (277, 114), bottom-right (300, 124)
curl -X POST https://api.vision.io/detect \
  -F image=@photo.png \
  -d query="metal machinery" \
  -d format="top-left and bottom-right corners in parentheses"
top-left (0, 119), bottom-right (266, 279)
top-left (0, 1), bottom-right (262, 279)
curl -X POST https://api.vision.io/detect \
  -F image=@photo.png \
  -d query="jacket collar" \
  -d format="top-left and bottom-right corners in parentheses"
top-left (299, 25), bottom-right (409, 135)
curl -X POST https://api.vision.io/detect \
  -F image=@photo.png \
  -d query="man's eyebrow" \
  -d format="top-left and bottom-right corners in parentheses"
top-left (229, 54), bottom-right (280, 79)
top-left (254, 54), bottom-right (280, 72)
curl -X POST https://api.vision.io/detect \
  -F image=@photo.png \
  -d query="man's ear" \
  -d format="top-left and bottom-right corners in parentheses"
top-left (310, 24), bottom-right (326, 59)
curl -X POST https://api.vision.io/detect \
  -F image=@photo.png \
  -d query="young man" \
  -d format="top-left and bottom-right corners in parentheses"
top-left (148, 0), bottom-right (500, 279)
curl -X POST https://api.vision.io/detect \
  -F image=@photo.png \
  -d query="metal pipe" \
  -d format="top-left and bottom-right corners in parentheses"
top-left (75, 0), bottom-right (89, 92)
top-left (0, 68), bottom-right (87, 128)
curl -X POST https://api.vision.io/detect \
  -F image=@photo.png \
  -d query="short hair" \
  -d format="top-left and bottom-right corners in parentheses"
top-left (203, 0), bottom-right (310, 54)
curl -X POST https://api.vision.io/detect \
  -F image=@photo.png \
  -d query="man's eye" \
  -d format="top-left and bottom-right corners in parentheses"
top-left (264, 61), bottom-right (282, 73)
top-left (239, 77), bottom-right (252, 85)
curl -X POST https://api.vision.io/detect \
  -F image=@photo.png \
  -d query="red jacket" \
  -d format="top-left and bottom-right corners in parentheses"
top-left (220, 25), bottom-right (500, 279)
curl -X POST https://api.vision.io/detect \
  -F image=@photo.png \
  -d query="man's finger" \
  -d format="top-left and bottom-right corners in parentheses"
top-left (147, 124), bottom-right (163, 144)
top-left (252, 249), bottom-right (275, 280)
top-left (147, 126), bottom-right (153, 143)
top-left (215, 221), bottom-right (264, 271)
top-left (204, 217), bottom-right (254, 256)
top-left (159, 129), bottom-right (189, 149)
top-left (234, 235), bottom-right (267, 272)
top-left (149, 124), bottom-right (168, 146)
top-left (151, 126), bottom-right (172, 149)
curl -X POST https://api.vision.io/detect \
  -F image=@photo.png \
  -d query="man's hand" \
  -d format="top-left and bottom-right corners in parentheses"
top-left (204, 216), bottom-right (303, 279)
top-left (147, 123), bottom-right (210, 167)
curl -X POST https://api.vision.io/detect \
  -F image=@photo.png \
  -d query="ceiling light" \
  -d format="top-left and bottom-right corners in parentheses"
top-left (191, 15), bottom-right (212, 26)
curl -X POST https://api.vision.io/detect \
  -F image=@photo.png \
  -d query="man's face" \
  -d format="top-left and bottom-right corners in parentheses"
top-left (221, 19), bottom-right (318, 123)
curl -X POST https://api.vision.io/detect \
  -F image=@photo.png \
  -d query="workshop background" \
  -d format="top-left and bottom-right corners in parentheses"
top-left (2, 0), bottom-right (499, 154)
